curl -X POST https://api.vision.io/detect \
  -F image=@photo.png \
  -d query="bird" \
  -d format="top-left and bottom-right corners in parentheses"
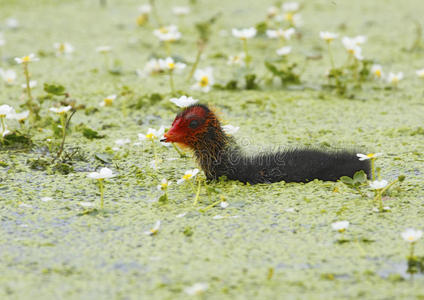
top-left (161, 104), bottom-right (370, 184)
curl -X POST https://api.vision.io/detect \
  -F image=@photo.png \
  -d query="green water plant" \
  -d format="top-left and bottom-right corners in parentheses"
top-left (15, 54), bottom-right (39, 117)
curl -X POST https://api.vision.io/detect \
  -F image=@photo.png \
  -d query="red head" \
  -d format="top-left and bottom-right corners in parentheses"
top-left (161, 104), bottom-right (220, 148)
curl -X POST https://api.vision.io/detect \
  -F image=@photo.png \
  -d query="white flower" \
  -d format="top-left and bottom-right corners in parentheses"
top-left (267, 6), bottom-right (280, 18)
top-left (114, 139), bottom-right (130, 147)
top-left (54, 42), bottom-right (74, 56)
top-left (227, 53), bottom-right (246, 66)
top-left (282, 2), bottom-right (300, 12)
top-left (284, 208), bottom-right (295, 213)
top-left (21, 80), bottom-right (37, 89)
top-left (41, 197), bottom-right (53, 202)
top-left (185, 283), bottom-right (209, 296)
top-left (49, 106), bottom-right (72, 114)
top-left (220, 201), bottom-right (229, 208)
top-left (320, 31), bottom-right (338, 43)
top-left (138, 126), bottom-right (165, 141)
top-left (170, 95), bottom-right (198, 107)
top-left (144, 220), bottom-right (161, 236)
top-left (1, 126), bottom-right (11, 137)
top-left (401, 228), bottom-right (423, 243)
top-left (232, 28), bottom-right (257, 40)
top-left (5, 18), bottom-right (19, 29)
top-left (99, 94), bottom-right (117, 107)
top-left (88, 167), bottom-right (115, 180)
top-left (78, 202), bottom-right (95, 208)
top-left (0, 104), bottom-right (14, 117)
top-left (6, 110), bottom-right (29, 121)
top-left (1, 69), bottom-right (17, 85)
top-left (15, 53), bottom-right (39, 64)
top-left (369, 180), bottom-right (388, 190)
top-left (276, 46), bottom-right (292, 56)
top-left (342, 37), bottom-right (363, 60)
top-left (351, 35), bottom-right (367, 45)
top-left (356, 153), bottom-right (382, 160)
top-left (153, 25), bottom-right (181, 42)
top-left (416, 68), bottom-right (424, 78)
top-left (138, 4), bottom-right (151, 14)
top-left (331, 221), bottom-right (349, 232)
top-left (212, 215), bottom-right (224, 219)
top-left (387, 72), bottom-right (404, 85)
top-left (173, 6), bottom-right (190, 16)
top-left (371, 65), bottom-right (383, 79)
top-left (96, 46), bottom-right (111, 53)
top-left (158, 57), bottom-right (186, 73)
top-left (157, 178), bottom-right (171, 191)
top-left (176, 212), bottom-right (187, 218)
top-left (266, 27), bottom-right (295, 40)
top-left (142, 58), bottom-right (164, 75)
top-left (222, 125), bottom-right (240, 135)
top-left (192, 67), bottom-right (214, 93)
top-left (177, 169), bottom-right (200, 184)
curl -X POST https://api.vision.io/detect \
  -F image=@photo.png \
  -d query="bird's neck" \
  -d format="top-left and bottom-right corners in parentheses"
top-left (192, 126), bottom-right (236, 180)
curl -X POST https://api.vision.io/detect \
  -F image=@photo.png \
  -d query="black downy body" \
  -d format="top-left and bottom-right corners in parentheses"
top-left (189, 106), bottom-right (370, 184)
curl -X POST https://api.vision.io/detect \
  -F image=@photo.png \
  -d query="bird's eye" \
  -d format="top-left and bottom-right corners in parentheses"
top-left (189, 119), bottom-right (199, 129)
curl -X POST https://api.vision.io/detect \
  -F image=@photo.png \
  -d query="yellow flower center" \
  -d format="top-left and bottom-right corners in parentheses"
top-left (146, 133), bottom-right (155, 139)
top-left (22, 56), bottom-right (30, 62)
top-left (168, 62), bottom-right (175, 70)
top-left (284, 13), bottom-right (294, 22)
top-left (366, 153), bottom-right (375, 158)
top-left (161, 183), bottom-right (168, 189)
top-left (407, 236), bottom-right (415, 241)
top-left (183, 174), bottom-right (192, 181)
top-left (59, 43), bottom-right (65, 53)
top-left (338, 228), bottom-right (345, 233)
top-left (159, 27), bottom-right (168, 34)
top-left (104, 98), bottom-right (114, 106)
top-left (7, 78), bottom-right (13, 83)
top-left (374, 70), bottom-right (381, 77)
top-left (199, 76), bottom-right (209, 87)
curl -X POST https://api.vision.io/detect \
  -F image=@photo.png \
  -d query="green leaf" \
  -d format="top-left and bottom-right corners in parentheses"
top-left (353, 170), bottom-right (367, 184)
top-left (340, 176), bottom-right (354, 185)
top-left (82, 127), bottom-right (105, 140)
top-left (95, 153), bottom-right (112, 164)
top-left (44, 83), bottom-right (66, 96)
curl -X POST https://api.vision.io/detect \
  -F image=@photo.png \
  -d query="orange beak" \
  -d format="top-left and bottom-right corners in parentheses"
top-left (161, 122), bottom-right (181, 143)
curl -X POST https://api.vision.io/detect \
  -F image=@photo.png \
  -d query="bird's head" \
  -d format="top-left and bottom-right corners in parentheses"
top-left (161, 104), bottom-right (222, 148)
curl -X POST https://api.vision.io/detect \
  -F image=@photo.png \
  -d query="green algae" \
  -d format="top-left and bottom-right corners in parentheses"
top-left (1, 0), bottom-right (424, 299)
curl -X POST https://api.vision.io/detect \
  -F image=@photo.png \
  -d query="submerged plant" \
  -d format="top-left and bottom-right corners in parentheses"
top-left (88, 167), bottom-right (115, 209)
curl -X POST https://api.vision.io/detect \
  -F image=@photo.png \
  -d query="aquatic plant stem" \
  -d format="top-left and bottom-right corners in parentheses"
top-left (0, 116), bottom-right (6, 143)
top-left (169, 72), bottom-right (175, 95)
top-left (370, 158), bottom-right (376, 181)
top-left (98, 179), bottom-right (105, 209)
top-left (193, 179), bottom-right (202, 205)
top-left (327, 43), bottom-right (335, 69)
top-left (187, 42), bottom-right (204, 81)
top-left (23, 62), bottom-right (34, 115)
top-left (410, 242), bottom-right (415, 259)
top-left (172, 143), bottom-right (186, 157)
top-left (151, 139), bottom-right (159, 170)
top-left (54, 110), bottom-right (76, 161)
top-left (149, 0), bottom-right (162, 27)
top-left (242, 39), bottom-right (250, 68)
